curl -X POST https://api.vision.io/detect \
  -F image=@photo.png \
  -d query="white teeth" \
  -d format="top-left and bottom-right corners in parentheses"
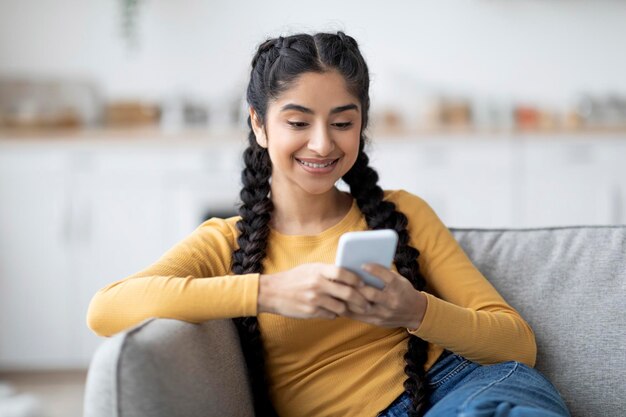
top-left (298, 159), bottom-right (336, 168)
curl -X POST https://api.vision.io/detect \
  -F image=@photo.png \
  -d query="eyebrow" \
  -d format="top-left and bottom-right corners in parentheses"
top-left (279, 103), bottom-right (359, 115)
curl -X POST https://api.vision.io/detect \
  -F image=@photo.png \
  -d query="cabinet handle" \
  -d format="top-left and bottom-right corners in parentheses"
top-left (62, 186), bottom-right (92, 244)
top-left (77, 198), bottom-right (92, 243)
top-left (62, 191), bottom-right (75, 244)
top-left (611, 184), bottom-right (623, 225)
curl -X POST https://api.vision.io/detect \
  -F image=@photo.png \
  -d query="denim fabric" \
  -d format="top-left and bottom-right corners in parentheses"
top-left (376, 350), bottom-right (571, 417)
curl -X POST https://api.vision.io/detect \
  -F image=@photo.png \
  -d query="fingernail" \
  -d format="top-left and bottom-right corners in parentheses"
top-left (361, 264), bottom-right (371, 272)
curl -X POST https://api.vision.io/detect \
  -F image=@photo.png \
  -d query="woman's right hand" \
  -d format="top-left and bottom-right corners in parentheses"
top-left (257, 263), bottom-right (371, 319)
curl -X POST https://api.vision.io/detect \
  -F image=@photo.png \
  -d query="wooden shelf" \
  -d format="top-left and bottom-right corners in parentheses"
top-left (1, 125), bottom-right (626, 143)
top-left (370, 125), bottom-right (626, 138)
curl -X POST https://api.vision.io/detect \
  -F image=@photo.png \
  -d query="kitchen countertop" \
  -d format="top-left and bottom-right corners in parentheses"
top-left (1, 125), bottom-right (626, 146)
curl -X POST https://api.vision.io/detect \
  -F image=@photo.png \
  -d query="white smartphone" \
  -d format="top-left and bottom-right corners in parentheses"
top-left (335, 229), bottom-right (399, 289)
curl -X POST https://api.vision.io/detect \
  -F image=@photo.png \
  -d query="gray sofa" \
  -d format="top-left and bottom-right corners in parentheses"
top-left (83, 226), bottom-right (626, 417)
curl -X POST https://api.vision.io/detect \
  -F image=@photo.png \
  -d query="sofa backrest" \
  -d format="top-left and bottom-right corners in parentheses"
top-left (450, 226), bottom-right (626, 417)
top-left (85, 226), bottom-right (625, 417)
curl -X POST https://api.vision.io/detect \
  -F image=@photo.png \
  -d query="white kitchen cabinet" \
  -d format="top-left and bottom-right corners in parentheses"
top-left (609, 140), bottom-right (626, 225)
top-left (163, 142), bottom-right (244, 240)
top-left (72, 142), bottom-right (243, 366)
top-left (0, 150), bottom-right (75, 369)
top-left (371, 137), bottom-right (516, 228)
top-left (1, 134), bottom-right (624, 370)
top-left (517, 136), bottom-right (616, 227)
top-left (69, 149), bottom-right (181, 365)
top-left (0, 143), bottom-right (225, 369)
top-left (72, 146), bottom-right (243, 366)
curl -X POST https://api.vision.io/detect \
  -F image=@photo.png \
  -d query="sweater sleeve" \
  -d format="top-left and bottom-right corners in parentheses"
top-left (86, 217), bottom-right (260, 337)
top-left (393, 190), bottom-right (537, 367)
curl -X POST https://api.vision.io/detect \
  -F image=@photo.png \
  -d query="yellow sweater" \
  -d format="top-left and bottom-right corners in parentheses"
top-left (87, 189), bottom-right (536, 417)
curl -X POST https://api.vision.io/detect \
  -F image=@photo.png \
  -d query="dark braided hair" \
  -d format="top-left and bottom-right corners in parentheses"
top-left (231, 31), bottom-right (430, 417)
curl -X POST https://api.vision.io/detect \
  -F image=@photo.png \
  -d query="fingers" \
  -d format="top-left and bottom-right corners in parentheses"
top-left (318, 295), bottom-right (348, 316)
top-left (317, 265), bottom-right (371, 313)
top-left (321, 263), bottom-right (395, 311)
top-left (361, 263), bottom-right (395, 286)
top-left (298, 263), bottom-right (406, 319)
top-left (319, 274), bottom-right (370, 313)
top-left (307, 292), bottom-right (354, 318)
top-left (296, 264), bottom-right (416, 326)
top-left (299, 293), bottom-right (340, 319)
top-left (358, 285), bottom-right (385, 304)
top-left (321, 264), bottom-right (363, 288)
top-left (302, 279), bottom-right (361, 317)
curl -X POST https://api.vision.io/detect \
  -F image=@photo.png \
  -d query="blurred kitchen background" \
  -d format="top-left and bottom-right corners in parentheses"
top-left (1, 1), bottom-right (626, 416)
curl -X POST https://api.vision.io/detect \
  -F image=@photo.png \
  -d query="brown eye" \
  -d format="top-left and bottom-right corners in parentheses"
top-left (287, 121), bottom-right (308, 128)
top-left (333, 122), bottom-right (353, 129)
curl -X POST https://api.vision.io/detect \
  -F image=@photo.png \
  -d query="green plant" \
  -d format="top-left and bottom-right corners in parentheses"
top-left (120, 0), bottom-right (141, 50)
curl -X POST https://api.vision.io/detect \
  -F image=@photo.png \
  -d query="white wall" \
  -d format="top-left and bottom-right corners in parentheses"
top-left (2, 0), bottom-right (626, 120)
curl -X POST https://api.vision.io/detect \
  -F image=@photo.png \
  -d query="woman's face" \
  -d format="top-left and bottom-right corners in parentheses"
top-left (250, 70), bottom-right (362, 197)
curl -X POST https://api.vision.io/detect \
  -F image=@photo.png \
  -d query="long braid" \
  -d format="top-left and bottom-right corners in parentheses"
top-left (231, 130), bottom-right (278, 417)
top-left (233, 31), bottom-right (430, 416)
top-left (343, 141), bottom-right (430, 417)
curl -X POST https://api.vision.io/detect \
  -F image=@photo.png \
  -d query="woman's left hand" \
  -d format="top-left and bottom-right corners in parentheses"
top-left (339, 263), bottom-right (428, 331)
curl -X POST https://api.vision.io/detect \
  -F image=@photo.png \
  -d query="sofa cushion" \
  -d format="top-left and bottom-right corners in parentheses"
top-left (450, 225), bottom-right (626, 417)
top-left (84, 318), bottom-right (254, 417)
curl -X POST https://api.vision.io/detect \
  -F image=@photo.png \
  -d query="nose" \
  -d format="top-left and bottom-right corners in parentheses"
top-left (307, 124), bottom-right (335, 156)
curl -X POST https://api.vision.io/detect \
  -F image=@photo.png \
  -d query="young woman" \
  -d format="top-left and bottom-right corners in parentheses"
top-left (87, 31), bottom-right (571, 417)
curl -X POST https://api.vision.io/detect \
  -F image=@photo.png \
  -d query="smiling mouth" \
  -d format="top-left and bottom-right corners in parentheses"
top-left (295, 158), bottom-right (340, 168)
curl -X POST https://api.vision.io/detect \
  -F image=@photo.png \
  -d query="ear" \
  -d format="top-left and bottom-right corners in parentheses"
top-left (249, 107), bottom-right (268, 148)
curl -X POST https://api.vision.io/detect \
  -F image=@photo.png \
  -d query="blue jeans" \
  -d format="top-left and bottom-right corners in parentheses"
top-left (376, 350), bottom-right (571, 417)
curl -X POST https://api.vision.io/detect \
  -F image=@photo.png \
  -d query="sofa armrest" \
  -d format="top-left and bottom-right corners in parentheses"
top-left (84, 318), bottom-right (254, 417)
